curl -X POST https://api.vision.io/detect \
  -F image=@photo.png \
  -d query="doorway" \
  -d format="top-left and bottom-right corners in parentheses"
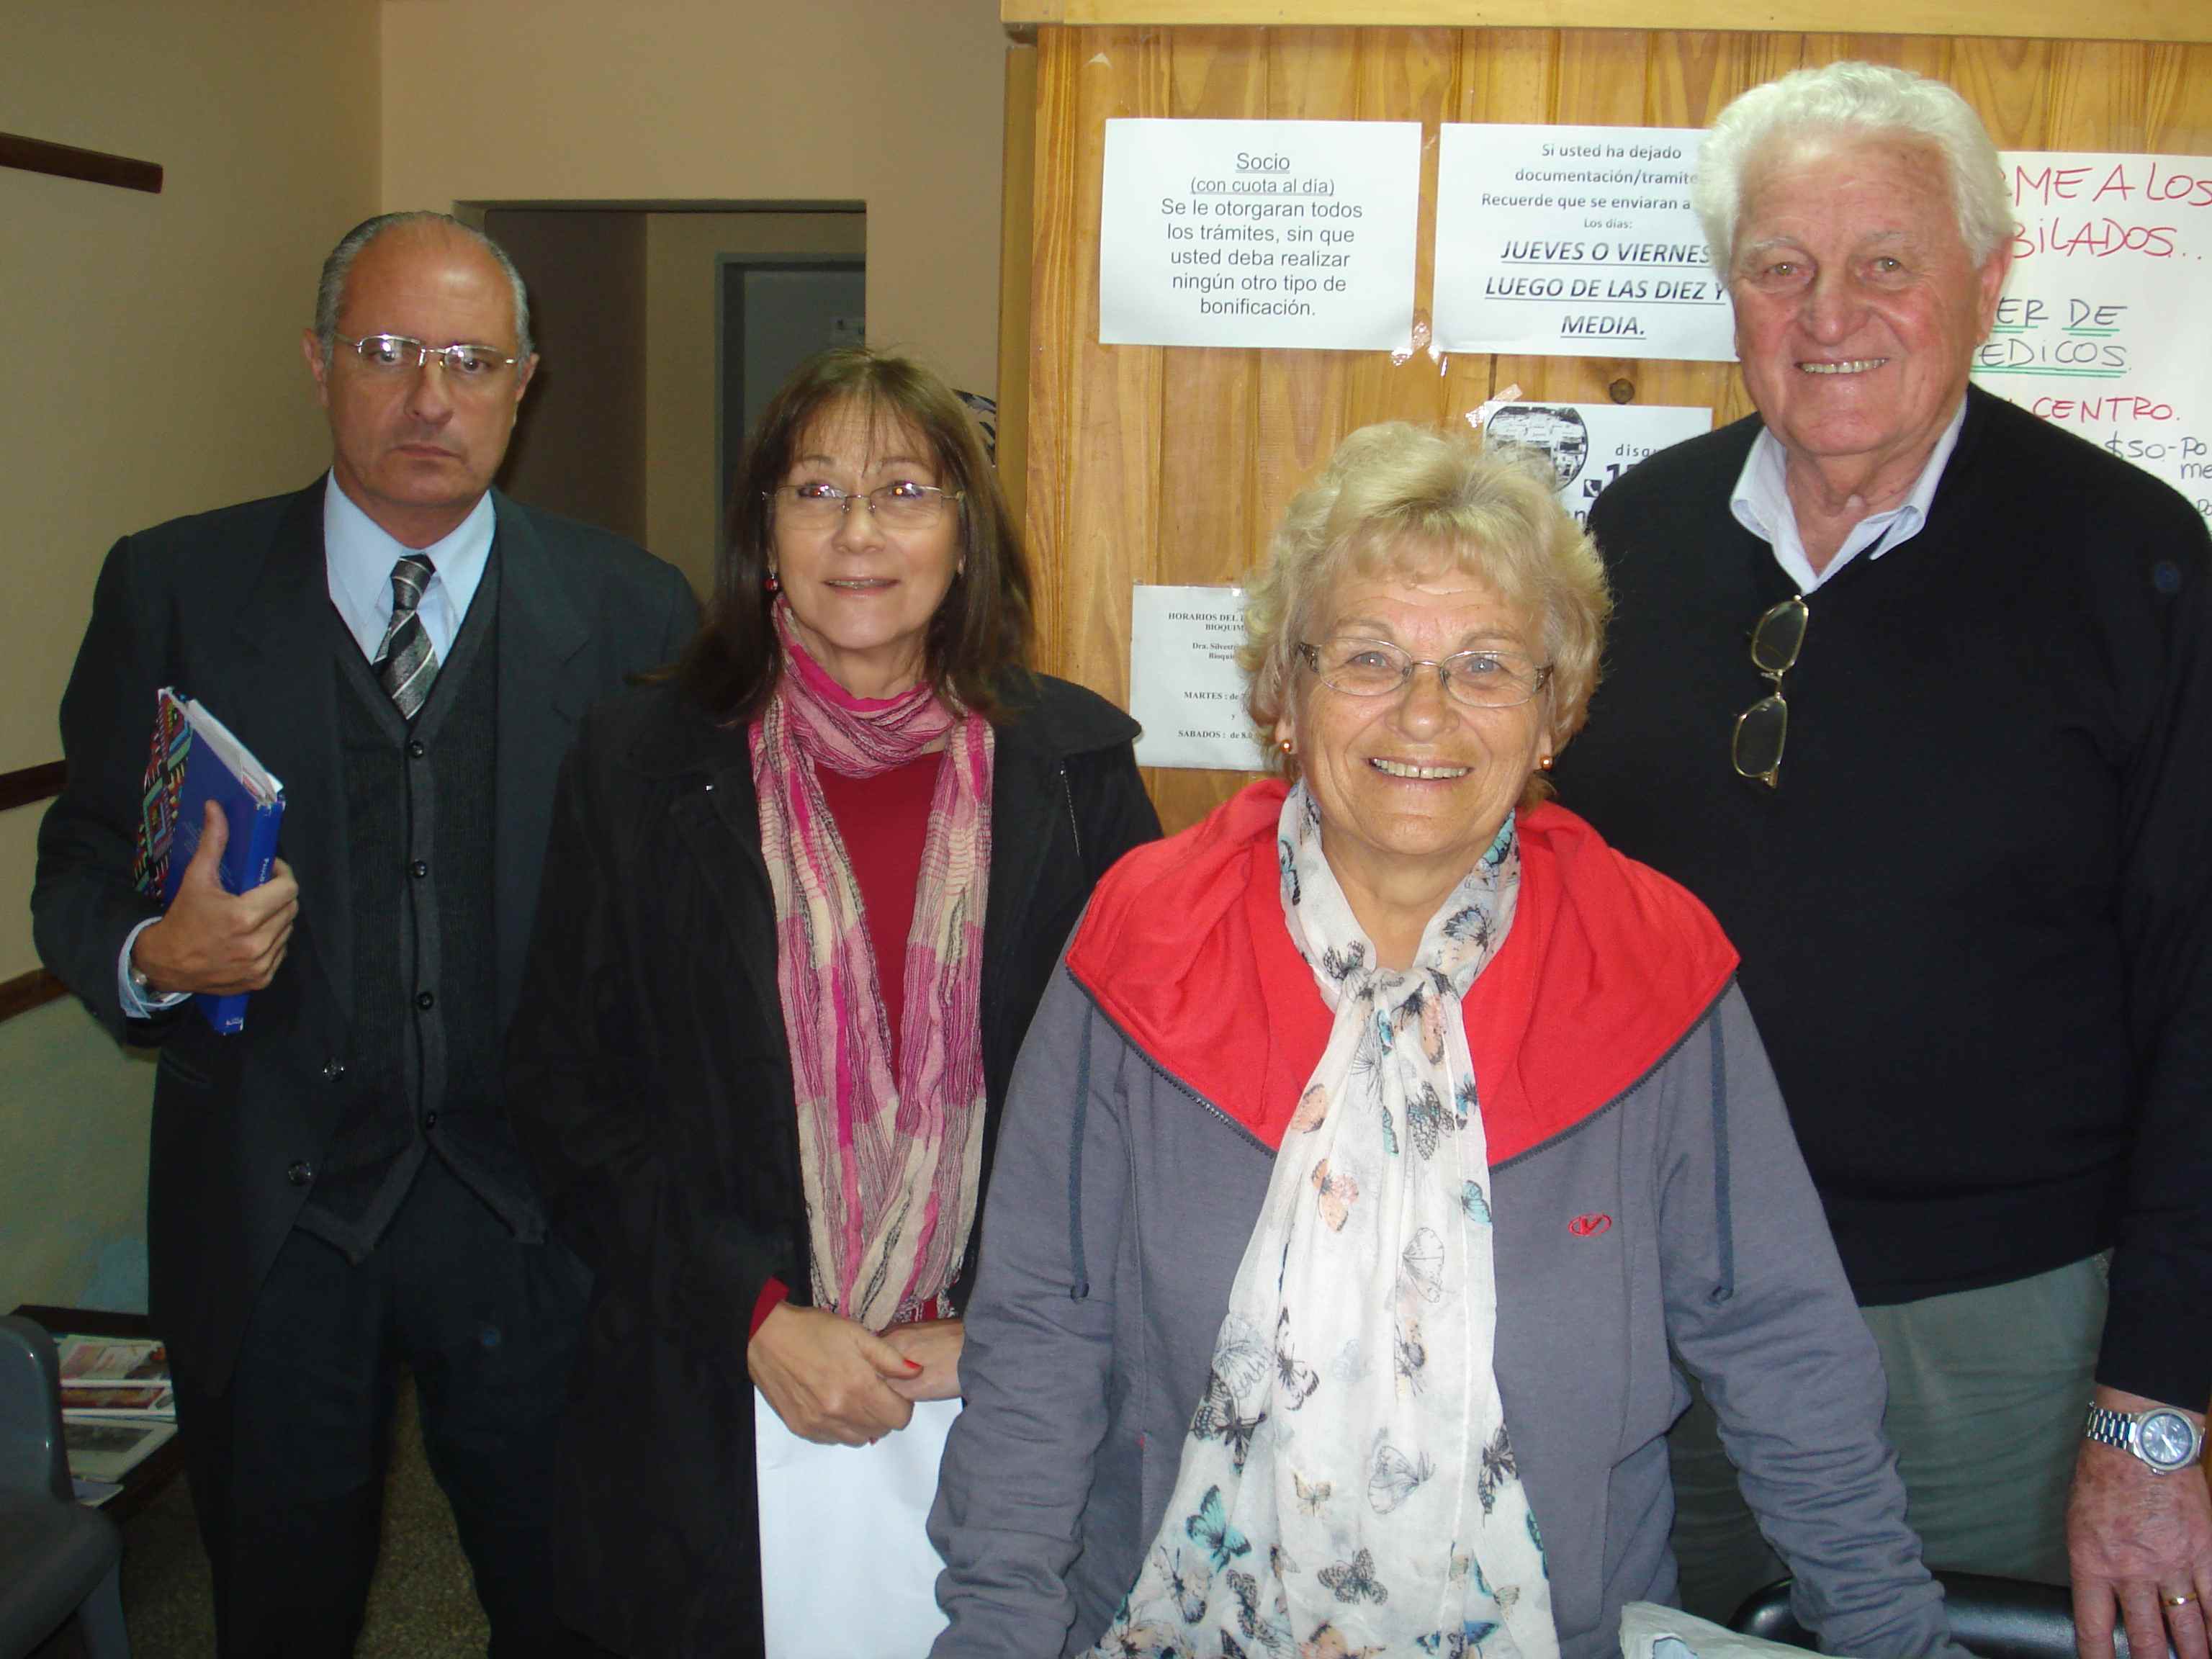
top-left (472, 203), bottom-right (866, 595)
top-left (718, 258), bottom-right (867, 520)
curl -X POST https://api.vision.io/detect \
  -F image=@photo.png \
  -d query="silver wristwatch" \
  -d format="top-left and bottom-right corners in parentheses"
top-left (2084, 1404), bottom-right (2204, 1474)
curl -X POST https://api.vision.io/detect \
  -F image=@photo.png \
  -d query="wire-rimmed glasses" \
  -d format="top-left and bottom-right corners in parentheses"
top-left (339, 333), bottom-right (520, 385)
top-left (764, 481), bottom-right (964, 530)
top-left (1732, 595), bottom-right (1808, 789)
top-left (1295, 638), bottom-right (1553, 709)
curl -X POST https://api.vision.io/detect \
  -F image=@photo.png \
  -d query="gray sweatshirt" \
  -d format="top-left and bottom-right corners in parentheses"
top-left (930, 802), bottom-right (1964, 1659)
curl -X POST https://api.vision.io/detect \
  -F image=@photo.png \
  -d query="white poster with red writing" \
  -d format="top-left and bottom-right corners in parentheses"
top-left (1978, 153), bottom-right (2212, 524)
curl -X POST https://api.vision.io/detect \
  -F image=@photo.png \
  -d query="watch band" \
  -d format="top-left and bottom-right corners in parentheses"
top-left (2085, 1403), bottom-right (2204, 1473)
top-left (2085, 1405), bottom-right (2137, 1455)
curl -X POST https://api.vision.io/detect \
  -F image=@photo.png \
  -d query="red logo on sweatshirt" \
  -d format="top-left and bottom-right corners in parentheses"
top-left (1568, 1213), bottom-right (1612, 1238)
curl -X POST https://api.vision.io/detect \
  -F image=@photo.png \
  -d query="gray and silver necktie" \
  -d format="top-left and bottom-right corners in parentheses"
top-left (373, 554), bottom-right (439, 719)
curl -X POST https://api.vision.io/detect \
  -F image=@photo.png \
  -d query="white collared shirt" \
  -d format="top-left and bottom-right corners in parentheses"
top-left (321, 469), bottom-right (496, 661)
top-left (1729, 399), bottom-right (1967, 593)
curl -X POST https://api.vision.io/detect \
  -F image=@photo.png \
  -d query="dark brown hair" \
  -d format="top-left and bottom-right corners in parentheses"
top-left (673, 347), bottom-right (1033, 723)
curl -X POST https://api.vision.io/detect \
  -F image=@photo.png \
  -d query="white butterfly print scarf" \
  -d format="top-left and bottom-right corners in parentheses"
top-left (1085, 783), bottom-right (1559, 1659)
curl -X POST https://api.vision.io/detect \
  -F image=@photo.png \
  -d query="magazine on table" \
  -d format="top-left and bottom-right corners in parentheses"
top-left (55, 1334), bottom-right (169, 1385)
top-left (53, 1332), bottom-right (179, 1486)
top-left (63, 1417), bottom-right (177, 1485)
top-left (60, 1381), bottom-right (176, 1420)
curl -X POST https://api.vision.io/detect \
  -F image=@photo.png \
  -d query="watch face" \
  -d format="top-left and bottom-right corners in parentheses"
top-left (2139, 1411), bottom-right (2199, 1470)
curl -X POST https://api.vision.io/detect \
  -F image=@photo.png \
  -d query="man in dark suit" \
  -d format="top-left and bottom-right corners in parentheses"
top-left (33, 211), bottom-right (697, 1656)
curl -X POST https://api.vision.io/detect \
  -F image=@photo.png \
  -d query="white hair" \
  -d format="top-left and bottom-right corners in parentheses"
top-left (1691, 61), bottom-right (2013, 271)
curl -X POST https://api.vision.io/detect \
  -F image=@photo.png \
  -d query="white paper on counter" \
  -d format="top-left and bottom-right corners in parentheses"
top-left (1101, 118), bottom-right (1421, 351)
top-left (1130, 585), bottom-right (1268, 773)
top-left (755, 1390), bottom-right (959, 1658)
top-left (1620, 1600), bottom-right (1856, 1659)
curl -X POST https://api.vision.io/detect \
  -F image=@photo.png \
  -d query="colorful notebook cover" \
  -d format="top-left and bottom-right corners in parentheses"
top-left (130, 688), bottom-right (287, 1034)
top-left (130, 689), bottom-right (194, 896)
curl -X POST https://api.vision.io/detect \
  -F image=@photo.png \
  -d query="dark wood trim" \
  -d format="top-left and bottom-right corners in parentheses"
top-left (0, 969), bottom-right (66, 1024)
top-left (0, 760), bottom-right (65, 814)
top-left (1000, 0), bottom-right (2212, 37)
top-left (0, 132), bottom-right (163, 194)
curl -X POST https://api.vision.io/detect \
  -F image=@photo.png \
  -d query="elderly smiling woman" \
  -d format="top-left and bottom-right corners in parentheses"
top-left (928, 423), bottom-right (1966, 1659)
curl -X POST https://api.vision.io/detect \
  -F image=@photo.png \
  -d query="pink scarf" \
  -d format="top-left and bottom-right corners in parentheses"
top-left (750, 603), bottom-right (995, 1329)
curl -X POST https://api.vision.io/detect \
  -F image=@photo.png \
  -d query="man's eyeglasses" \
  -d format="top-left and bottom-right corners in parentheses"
top-left (340, 334), bottom-right (520, 385)
top-left (1732, 595), bottom-right (1808, 789)
top-left (765, 481), bottom-right (964, 530)
top-left (1296, 638), bottom-right (1554, 709)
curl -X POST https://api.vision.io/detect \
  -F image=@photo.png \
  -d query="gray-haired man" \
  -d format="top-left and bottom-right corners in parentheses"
top-left (35, 212), bottom-right (696, 1654)
top-left (1552, 62), bottom-right (2212, 1659)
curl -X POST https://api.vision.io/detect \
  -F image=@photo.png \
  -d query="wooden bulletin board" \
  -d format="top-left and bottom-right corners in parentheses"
top-left (998, 4), bottom-right (2212, 833)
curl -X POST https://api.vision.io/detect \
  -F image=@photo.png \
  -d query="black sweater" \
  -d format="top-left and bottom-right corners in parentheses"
top-left (1552, 387), bottom-right (2212, 1408)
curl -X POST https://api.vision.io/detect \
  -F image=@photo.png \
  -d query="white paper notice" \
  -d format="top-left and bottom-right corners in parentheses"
top-left (1100, 120), bottom-right (1421, 351)
top-left (1977, 152), bottom-right (2212, 525)
top-left (1434, 124), bottom-right (1732, 361)
top-left (1479, 403), bottom-right (1714, 526)
top-left (1130, 585), bottom-right (1267, 772)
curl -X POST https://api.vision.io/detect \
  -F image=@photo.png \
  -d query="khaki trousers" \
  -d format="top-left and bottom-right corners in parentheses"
top-left (1664, 1254), bottom-right (2108, 1621)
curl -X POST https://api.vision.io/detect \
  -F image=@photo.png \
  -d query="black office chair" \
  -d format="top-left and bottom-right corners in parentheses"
top-left (1731, 1570), bottom-right (2105, 1659)
top-left (0, 1316), bottom-right (131, 1659)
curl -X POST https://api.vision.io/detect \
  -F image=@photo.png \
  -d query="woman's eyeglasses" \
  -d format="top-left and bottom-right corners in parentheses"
top-left (1732, 595), bottom-right (1807, 789)
top-left (765, 481), bottom-right (963, 529)
top-left (1297, 638), bottom-right (1553, 709)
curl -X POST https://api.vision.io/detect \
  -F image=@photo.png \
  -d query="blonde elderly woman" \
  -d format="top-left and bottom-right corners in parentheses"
top-left (927, 423), bottom-right (1964, 1659)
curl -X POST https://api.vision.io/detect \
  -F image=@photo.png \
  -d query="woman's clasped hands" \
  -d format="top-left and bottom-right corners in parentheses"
top-left (747, 1304), bottom-right (967, 1444)
top-left (748, 1302), bottom-right (917, 1445)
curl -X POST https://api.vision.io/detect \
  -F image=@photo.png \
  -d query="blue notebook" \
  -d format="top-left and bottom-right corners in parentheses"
top-left (133, 689), bottom-right (287, 1034)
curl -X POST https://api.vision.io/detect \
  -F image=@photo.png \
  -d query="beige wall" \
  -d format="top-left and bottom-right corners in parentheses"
top-left (2, 1), bottom-right (382, 762)
top-left (2, 0), bottom-right (380, 981)
top-left (0, 0), bottom-right (380, 1311)
top-left (380, 0), bottom-right (1008, 392)
top-left (0, 1002), bottom-right (160, 1313)
top-left (1, 0), bottom-right (381, 981)
top-left (643, 211), bottom-right (868, 590)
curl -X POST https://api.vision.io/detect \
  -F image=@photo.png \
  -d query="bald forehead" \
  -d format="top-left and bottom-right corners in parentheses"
top-left (341, 224), bottom-right (519, 341)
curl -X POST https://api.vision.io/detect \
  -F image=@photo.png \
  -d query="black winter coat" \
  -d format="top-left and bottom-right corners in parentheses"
top-left (506, 670), bottom-right (1160, 1657)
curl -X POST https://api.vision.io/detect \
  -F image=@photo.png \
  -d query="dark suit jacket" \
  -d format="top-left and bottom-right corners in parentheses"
top-left (32, 478), bottom-right (698, 1398)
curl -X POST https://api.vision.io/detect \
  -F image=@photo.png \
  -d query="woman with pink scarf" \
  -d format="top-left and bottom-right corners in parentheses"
top-left (507, 349), bottom-right (1159, 1658)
